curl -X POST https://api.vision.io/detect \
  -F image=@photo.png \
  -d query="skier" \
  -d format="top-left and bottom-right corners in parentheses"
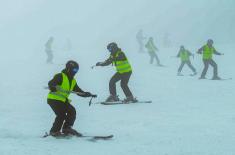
top-left (176, 45), bottom-right (197, 76)
top-left (136, 29), bottom-right (146, 53)
top-left (145, 37), bottom-right (163, 66)
top-left (45, 37), bottom-right (54, 64)
top-left (197, 39), bottom-right (224, 80)
top-left (47, 60), bottom-right (97, 137)
top-left (95, 42), bottom-right (137, 103)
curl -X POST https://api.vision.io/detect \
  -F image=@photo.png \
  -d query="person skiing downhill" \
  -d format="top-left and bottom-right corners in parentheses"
top-left (96, 42), bottom-right (137, 103)
top-left (197, 39), bottom-right (224, 80)
top-left (136, 29), bottom-right (146, 53)
top-left (47, 60), bottom-right (97, 137)
top-left (176, 45), bottom-right (197, 76)
top-left (45, 37), bottom-right (54, 64)
top-left (145, 37), bottom-right (163, 66)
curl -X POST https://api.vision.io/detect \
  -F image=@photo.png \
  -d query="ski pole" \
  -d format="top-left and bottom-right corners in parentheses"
top-left (89, 97), bottom-right (94, 106)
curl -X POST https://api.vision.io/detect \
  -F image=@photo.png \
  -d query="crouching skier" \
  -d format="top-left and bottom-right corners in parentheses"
top-left (96, 42), bottom-right (137, 103)
top-left (47, 60), bottom-right (97, 137)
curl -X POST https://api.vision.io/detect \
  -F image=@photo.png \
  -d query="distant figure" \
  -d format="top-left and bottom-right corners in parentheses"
top-left (163, 33), bottom-right (172, 48)
top-left (176, 46), bottom-right (197, 76)
top-left (136, 29), bottom-right (146, 53)
top-left (145, 37), bottom-right (163, 66)
top-left (197, 39), bottom-right (224, 80)
top-left (45, 37), bottom-right (54, 64)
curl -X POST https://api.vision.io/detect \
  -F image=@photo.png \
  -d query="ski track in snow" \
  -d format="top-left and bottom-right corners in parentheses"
top-left (0, 44), bottom-right (235, 155)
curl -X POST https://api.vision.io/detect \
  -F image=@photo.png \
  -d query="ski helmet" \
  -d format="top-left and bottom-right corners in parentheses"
top-left (207, 39), bottom-right (214, 44)
top-left (66, 60), bottom-right (79, 74)
top-left (107, 42), bottom-right (118, 53)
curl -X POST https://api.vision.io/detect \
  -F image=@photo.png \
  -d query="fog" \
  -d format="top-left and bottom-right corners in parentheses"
top-left (0, 0), bottom-right (234, 56)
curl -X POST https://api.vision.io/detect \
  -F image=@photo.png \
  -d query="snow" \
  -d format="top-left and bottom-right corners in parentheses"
top-left (0, 44), bottom-right (234, 155)
top-left (0, 0), bottom-right (235, 155)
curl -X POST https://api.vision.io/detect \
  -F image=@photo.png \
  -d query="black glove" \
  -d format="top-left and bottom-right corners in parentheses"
top-left (91, 94), bottom-right (97, 98)
top-left (83, 92), bottom-right (97, 98)
top-left (49, 86), bottom-right (57, 92)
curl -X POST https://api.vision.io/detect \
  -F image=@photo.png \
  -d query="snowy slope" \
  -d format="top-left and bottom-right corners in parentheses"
top-left (0, 43), bottom-right (234, 155)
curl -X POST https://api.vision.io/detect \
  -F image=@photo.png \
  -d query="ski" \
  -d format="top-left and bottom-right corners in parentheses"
top-left (98, 100), bottom-right (152, 105)
top-left (42, 132), bottom-right (113, 140)
top-left (210, 78), bottom-right (232, 81)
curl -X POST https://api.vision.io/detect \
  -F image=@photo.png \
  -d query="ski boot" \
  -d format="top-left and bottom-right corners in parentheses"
top-left (191, 72), bottom-right (197, 76)
top-left (177, 72), bottom-right (183, 76)
top-left (105, 95), bottom-right (120, 102)
top-left (212, 76), bottom-right (221, 80)
top-left (123, 96), bottom-right (138, 103)
top-left (49, 131), bottom-right (64, 137)
top-left (62, 127), bottom-right (82, 137)
top-left (199, 76), bottom-right (206, 80)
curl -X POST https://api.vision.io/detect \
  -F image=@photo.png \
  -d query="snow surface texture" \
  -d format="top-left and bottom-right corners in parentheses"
top-left (0, 0), bottom-right (235, 155)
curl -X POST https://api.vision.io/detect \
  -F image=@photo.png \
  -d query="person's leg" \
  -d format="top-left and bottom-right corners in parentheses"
top-left (186, 61), bottom-right (196, 73)
top-left (109, 72), bottom-right (122, 96)
top-left (120, 72), bottom-right (133, 98)
top-left (200, 60), bottom-right (209, 78)
top-left (48, 99), bottom-right (66, 133)
top-left (63, 103), bottom-right (76, 130)
top-left (209, 59), bottom-right (219, 78)
top-left (62, 102), bottom-right (82, 136)
top-left (178, 62), bottom-right (185, 73)
top-left (154, 52), bottom-right (161, 65)
top-left (149, 52), bottom-right (154, 64)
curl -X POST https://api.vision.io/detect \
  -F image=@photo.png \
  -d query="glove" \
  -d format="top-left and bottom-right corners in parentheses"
top-left (49, 86), bottom-right (57, 92)
top-left (91, 94), bottom-right (97, 98)
top-left (96, 62), bottom-right (102, 66)
top-left (84, 92), bottom-right (97, 98)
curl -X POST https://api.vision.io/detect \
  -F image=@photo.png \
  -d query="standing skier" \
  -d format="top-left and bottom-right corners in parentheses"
top-left (47, 60), bottom-right (97, 137)
top-left (136, 29), bottom-right (146, 53)
top-left (177, 45), bottom-right (197, 76)
top-left (197, 39), bottom-right (223, 80)
top-left (45, 37), bottom-right (54, 64)
top-left (96, 42), bottom-right (137, 103)
top-left (145, 37), bottom-right (163, 66)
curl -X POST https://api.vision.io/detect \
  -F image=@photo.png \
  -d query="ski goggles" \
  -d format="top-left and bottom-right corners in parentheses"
top-left (72, 67), bottom-right (79, 73)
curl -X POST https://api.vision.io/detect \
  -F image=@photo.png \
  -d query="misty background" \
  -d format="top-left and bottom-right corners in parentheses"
top-left (0, 0), bottom-right (234, 59)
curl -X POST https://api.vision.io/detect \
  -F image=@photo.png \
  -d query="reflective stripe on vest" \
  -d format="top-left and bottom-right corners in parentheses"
top-left (113, 51), bottom-right (132, 74)
top-left (180, 50), bottom-right (190, 61)
top-left (203, 45), bottom-right (215, 60)
top-left (47, 73), bottom-right (77, 102)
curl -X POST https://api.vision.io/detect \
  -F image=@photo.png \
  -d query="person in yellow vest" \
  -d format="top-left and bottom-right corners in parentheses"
top-left (177, 45), bottom-right (197, 76)
top-left (197, 39), bottom-right (224, 80)
top-left (96, 42), bottom-right (137, 103)
top-left (47, 60), bottom-right (97, 137)
top-left (145, 37), bottom-right (163, 66)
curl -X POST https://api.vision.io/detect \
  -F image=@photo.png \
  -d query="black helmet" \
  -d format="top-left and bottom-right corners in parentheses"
top-left (207, 39), bottom-right (214, 44)
top-left (107, 42), bottom-right (118, 53)
top-left (66, 60), bottom-right (79, 74)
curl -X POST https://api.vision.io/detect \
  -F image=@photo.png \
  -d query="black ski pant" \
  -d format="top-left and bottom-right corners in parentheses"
top-left (48, 99), bottom-right (76, 133)
top-left (148, 51), bottom-right (161, 65)
top-left (109, 72), bottom-right (133, 97)
top-left (201, 59), bottom-right (218, 78)
top-left (178, 61), bottom-right (196, 73)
